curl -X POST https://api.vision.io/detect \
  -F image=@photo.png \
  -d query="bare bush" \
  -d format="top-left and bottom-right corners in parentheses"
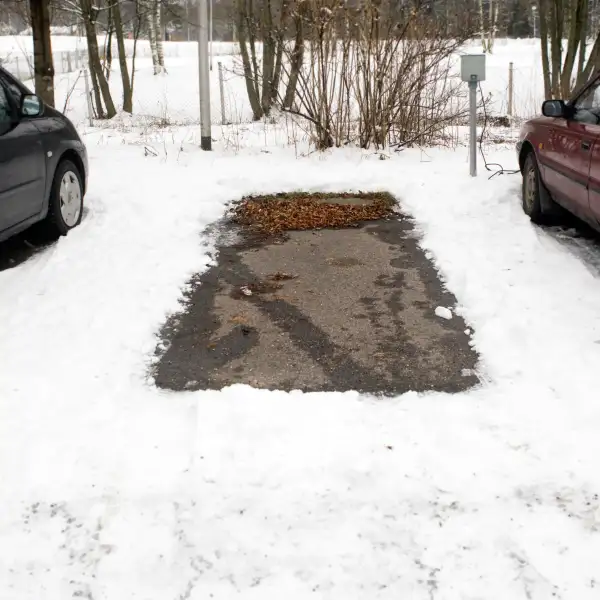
top-left (234, 0), bottom-right (292, 120)
top-left (278, 0), bottom-right (477, 150)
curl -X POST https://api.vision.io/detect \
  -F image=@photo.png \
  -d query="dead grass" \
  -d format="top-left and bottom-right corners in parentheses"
top-left (230, 192), bottom-right (396, 235)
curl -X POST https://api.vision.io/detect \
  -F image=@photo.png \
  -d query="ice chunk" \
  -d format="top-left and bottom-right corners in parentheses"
top-left (435, 306), bottom-right (453, 320)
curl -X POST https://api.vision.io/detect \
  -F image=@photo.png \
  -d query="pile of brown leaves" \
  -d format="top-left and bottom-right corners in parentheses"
top-left (230, 193), bottom-right (394, 234)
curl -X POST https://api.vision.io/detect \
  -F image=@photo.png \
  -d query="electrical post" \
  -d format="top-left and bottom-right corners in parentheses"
top-left (218, 61), bottom-right (226, 125)
top-left (469, 77), bottom-right (477, 177)
top-left (197, 0), bottom-right (212, 150)
top-left (461, 54), bottom-right (486, 178)
top-left (209, 0), bottom-right (213, 71)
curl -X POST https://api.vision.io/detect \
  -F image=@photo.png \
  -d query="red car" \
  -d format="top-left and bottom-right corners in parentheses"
top-left (517, 74), bottom-right (600, 230)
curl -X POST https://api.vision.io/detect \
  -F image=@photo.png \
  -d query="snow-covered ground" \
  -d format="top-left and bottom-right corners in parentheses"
top-left (2, 37), bottom-right (600, 599)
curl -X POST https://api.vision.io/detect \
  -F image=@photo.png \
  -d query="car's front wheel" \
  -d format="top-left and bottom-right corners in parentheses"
top-left (44, 159), bottom-right (84, 237)
top-left (522, 152), bottom-right (545, 223)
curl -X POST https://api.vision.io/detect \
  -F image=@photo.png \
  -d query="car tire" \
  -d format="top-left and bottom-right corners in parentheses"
top-left (522, 152), bottom-right (546, 223)
top-left (43, 159), bottom-right (84, 237)
top-left (522, 151), bottom-right (563, 224)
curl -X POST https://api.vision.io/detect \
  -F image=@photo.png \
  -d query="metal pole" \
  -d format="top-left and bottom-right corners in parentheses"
top-left (469, 78), bottom-right (477, 177)
top-left (83, 68), bottom-right (94, 127)
top-left (197, 0), bottom-right (212, 150)
top-left (209, 0), bottom-right (213, 71)
top-left (218, 61), bottom-right (226, 124)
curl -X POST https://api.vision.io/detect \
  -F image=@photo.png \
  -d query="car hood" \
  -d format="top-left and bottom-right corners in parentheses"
top-left (525, 115), bottom-right (554, 126)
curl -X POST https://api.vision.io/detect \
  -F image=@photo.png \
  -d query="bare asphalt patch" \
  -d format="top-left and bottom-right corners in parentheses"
top-left (153, 195), bottom-right (479, 396)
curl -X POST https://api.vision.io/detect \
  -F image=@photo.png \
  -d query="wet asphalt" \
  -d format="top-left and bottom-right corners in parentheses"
top-left (153, 209), bottom-right (480, 396)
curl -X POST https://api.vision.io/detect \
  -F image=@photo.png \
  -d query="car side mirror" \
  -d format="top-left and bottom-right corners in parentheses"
top-left (20, 94), bottom-right (44, 118)
top-left (542, 99), bottom-right (566, 118)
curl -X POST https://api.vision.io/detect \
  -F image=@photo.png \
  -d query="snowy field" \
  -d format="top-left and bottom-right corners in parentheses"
top-left (2, 36), bottom-right (600, 599)
top-left (0, 35), bottom-right (547, 125)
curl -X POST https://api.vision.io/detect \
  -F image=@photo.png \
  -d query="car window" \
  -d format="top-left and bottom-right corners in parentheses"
top-left (0, 85), bottom-right (12, 123)
top-left (573, 82), bottom-right (600, 124)
top-left (0, 71), bottom-right (24, 109)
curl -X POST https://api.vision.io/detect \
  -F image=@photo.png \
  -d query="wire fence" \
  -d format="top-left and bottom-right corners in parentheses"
top-left (0, 37), bottom-right (547, 129)
top-left (1, 49), bottom-right (88, 81)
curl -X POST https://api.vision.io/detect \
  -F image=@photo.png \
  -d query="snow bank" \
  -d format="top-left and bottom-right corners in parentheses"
top-left (1, 128), bottom-right (600, 598)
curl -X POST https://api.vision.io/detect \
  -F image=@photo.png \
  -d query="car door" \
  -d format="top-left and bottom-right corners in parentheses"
top-left (0, 81), bottom-right (47, 233)
top-left (543, 80), bottom-right (600, 219)
top-left (588, 138), bottom-right (600, 222)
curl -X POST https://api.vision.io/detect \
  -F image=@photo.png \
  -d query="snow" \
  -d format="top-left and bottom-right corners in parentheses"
top-left (1, 37), bottom-right (600, 599)
top-left (435, 306), bottom-right (453, 320)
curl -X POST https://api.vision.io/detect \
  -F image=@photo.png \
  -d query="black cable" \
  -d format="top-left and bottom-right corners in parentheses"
top-left (477, 83), bottom-right (520, 180)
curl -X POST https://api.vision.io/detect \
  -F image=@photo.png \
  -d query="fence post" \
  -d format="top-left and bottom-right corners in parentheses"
top-left (218, 61), bottom-right (226, 125)
top-left (508, 62), bottom-right (514, 118)
top-left (15, 56), bottom-right (20, 79)
top-left (67, 51), bottom-right (72, 72)
top-left (83, 68), bottom-right (94, 126)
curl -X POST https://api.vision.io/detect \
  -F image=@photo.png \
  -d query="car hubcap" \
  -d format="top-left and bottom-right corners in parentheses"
top-left (59, 171), bottom-right (82, 228)
top-left (525, 167), bottom-right (536, 210)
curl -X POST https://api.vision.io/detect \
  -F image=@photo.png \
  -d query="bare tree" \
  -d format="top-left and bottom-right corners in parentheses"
top-left (279, 0), bottom-right (477, 150)
top-left (480, 0), bottom-right (498, 52)
top-left (80, 0), bottom-right (117, 118)
top-left (539, 0), bottom-right (600, 98)
top-left (29, 0), bottom-right (55, 106)
top-left (282, 0), bottom-right (306, 110)
top-left (111, 0), bottom-right (133, 112)
top-left (141, 0), bottom-right (165, 74)
top-left (234, 0), bottom-right (292, 120)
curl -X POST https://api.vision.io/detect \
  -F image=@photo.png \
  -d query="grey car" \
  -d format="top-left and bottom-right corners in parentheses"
top-left (0, 66), bottom-right (88, 243)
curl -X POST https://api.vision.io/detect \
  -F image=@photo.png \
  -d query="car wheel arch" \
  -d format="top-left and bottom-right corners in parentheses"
top-left (519, 141), bottom-right (536, 173)
top-left (57, 149), bottom-right (86, 195)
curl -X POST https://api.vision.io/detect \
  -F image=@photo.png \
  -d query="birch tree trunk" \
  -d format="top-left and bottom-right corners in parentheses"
top-left (488, 0), bottom-right (497, 53)
top-left (104, 4), bottom-right (114, 80)
top-left (479, 0), bottom-right (496, 52)
top-left (146, 0), bottom-right (159, 74)
top-left (155, 0), bottom-right (166, 73)
top-left (29, 0), bottom-right (55, 107)
top-left (479, 0), bottom-right (486, 51)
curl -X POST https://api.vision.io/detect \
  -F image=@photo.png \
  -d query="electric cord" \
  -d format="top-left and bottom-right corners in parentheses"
top-left (477, 83), bottom-right (520, 180)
